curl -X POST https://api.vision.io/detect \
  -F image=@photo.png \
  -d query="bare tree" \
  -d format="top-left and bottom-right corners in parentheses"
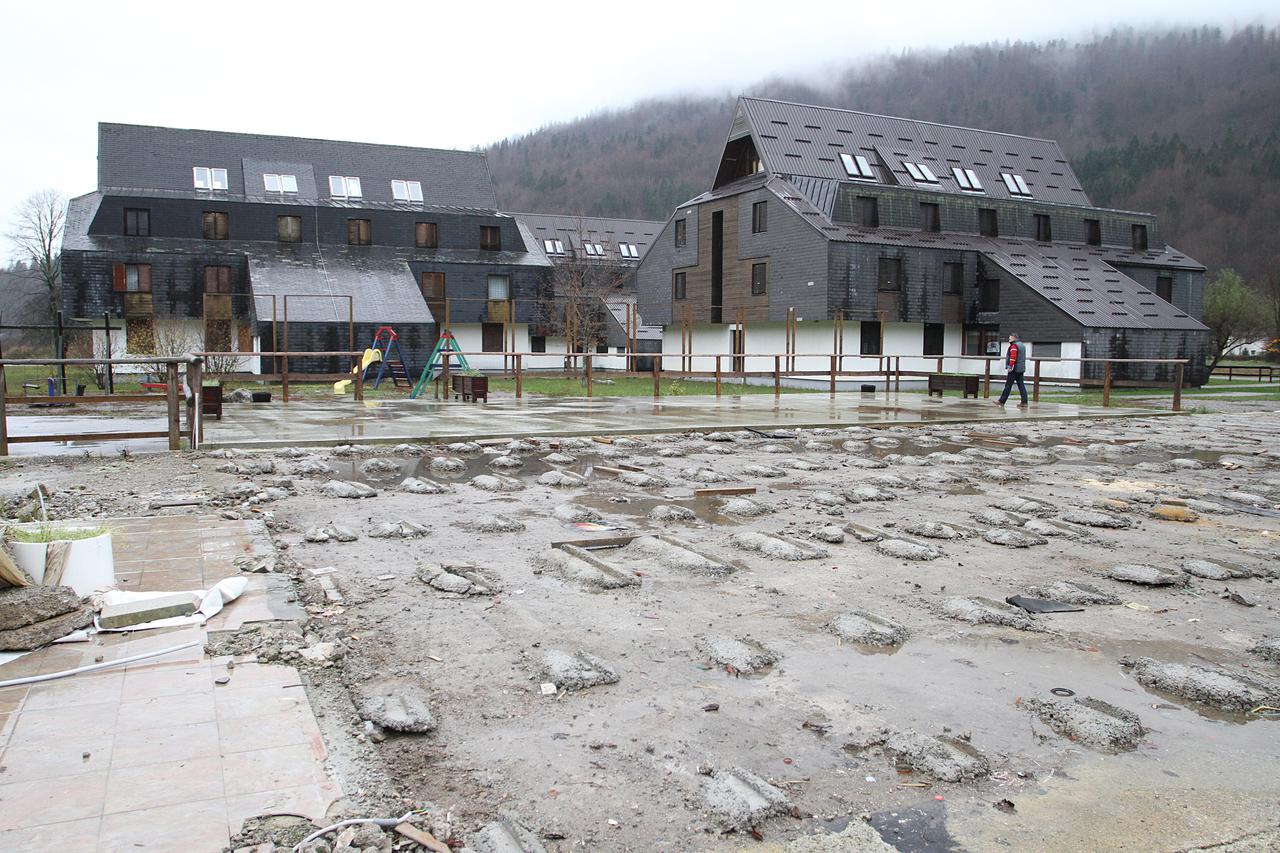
top-left (535, 220), bottom-right (631, 372)
top-left (7, 190), bottom-right (66, 325)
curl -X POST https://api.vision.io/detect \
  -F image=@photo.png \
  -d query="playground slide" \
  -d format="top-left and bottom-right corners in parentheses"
top-left (333, 348), bottom-right (382, 394)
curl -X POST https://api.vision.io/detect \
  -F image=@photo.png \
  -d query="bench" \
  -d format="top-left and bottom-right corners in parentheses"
top-left (928, 373), bottom-right (980, 398)
top-left (140, 382), bottom-right (167, 393)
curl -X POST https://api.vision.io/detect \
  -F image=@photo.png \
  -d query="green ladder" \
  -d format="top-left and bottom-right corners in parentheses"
top-left (410, 330), bottom-right (471, 399)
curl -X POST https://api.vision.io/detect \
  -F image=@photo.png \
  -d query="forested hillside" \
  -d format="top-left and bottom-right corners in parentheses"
top-left (487, 26), bottom-right (1280, 282)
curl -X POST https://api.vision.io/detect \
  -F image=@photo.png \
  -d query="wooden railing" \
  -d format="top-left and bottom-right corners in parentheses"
top-left (1211, 364), bottom-right (1277, 382)
top-left (0, 356), bottom-right (203, 455)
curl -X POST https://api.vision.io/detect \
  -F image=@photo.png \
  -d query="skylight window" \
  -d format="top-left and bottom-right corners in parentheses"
top-left (543, 239), bottom-right (565, 255)
top-left (619, 243), bottom-right (640, 258)
top-left (903, 161), bottom-right (938, 184)
top-left (839, 152), bottom-right (875, 181)
top-left (1000, 173), bottom-right (1032, 197)
top-left (583, 243), bottom-right (597, 256)
top-left (328, 176), bottom-right (362, 199)
top-left (952, 168), bottom-right (984, 193)
top-left (193, 167), bottom-right (228, 190)
top-left (263, 173), bottom-right (298, 193)
top-left (391, 180), bottom-right (423, 202)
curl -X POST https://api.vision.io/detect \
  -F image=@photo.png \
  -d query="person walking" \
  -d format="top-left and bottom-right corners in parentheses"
top-left (996, 332), bottom-right (1028, 407)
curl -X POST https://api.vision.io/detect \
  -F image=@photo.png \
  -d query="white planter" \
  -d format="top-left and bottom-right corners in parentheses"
top-left (9, 528), bottom-right (115, 596)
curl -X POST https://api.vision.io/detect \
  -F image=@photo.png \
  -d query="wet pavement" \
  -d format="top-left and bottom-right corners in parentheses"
top-left (203, 393), bottom-right (1163, 449)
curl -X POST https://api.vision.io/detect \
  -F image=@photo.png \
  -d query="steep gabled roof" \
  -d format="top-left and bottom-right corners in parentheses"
top-left (733, 98), bottom-right (1091, 208)
top-left (97, 123), bottom-right (498, 209)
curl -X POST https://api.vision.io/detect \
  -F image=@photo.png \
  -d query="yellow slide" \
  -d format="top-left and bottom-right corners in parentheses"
top-left (334, 348), bottom-right (383, 394)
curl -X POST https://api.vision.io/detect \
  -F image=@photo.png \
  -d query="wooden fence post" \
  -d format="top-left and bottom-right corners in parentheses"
top-left (441, 352), bottom-right (451, 400)
top-left (829, 355), bottom-right (837, 398)
top-left (1102, 361), bottom-right (1113, 407)
top-left (1173, 363), bottom-right (1184, 412)
top-left (354, 356), bottom-right (364, 402)
top-left (516, 354), bottom-right (523, 399)
top-left (715, 355), bottom-right (722, 398)
top-left (1033, 360), bottom-right (1041, 403)
top-left (166, 362), bottom-right (180, 451)
top-left (585, 354), bottom-right (593, 398)
top-left (652, 357), bottom-right (660, 399)
top-left (894, 356), bottom-right (901, 392)
top-left (983, 359), bottom-right (991, 398)
top-left (774, 355), bottom-right (781, 397)
top-left (0, 354), bottom-right (8, 457)
top-left (189, 357), bottom-right (204, 447)
top-left (103, 313), bottom-right (115, 394)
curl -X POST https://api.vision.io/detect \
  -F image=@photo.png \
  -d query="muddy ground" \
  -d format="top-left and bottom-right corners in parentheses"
top-left (4, 407), bottom-right (1280, 852)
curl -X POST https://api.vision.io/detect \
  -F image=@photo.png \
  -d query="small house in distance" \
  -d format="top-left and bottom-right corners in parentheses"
top-left (635, 97), bottom-right (1209, 385)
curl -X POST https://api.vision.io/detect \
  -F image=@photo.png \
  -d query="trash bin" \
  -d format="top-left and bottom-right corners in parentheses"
top-left (860, 384), bottom-right (876, 393)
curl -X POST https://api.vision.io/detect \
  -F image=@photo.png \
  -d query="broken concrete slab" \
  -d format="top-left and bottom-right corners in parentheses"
top-left (537, 470), bottom-right (585, 488)
top-left (844, 484), bottom-right (895, 503)
top-left (1027, 579), bottom-right (1121, 606)
top-left (429, 456), bottom-right (467, 474)
top-left (1182, 557), bottom-right (1250, 580)
top-left (1060, 509), bottom-right (1133, 529)
top-left (1105, 563), bottom-right (1185, 586)
top-left (902, 521), bottom-right (964, 540)
top-left (401, 477), bottom-right (447, 494)
top-left (973, 508), bottom-right (1025, 526)
top-left (983, 528), bottom-right (1048, 548)
top-left (533, 548), bottom-right (640, 591)
top-left (323, 480), bottom-right (377, 499)
top-left (489, 455), bottom-right (525, 471)
top-left (648, 504), bottom-right (696, 523)
top-left (827, 610), bottom-right (909, 647)
top-left (622, 535), bottom-right (735, 576)
top-left (1123, 656), bottom-right (1280, 713)
top-left (741, 464), bottom-right (786, 478)
top-left (684, 467), bottom-right (733, 484)
top-left (536, 649), bottom-right (618, 692)
top-left (291, 459), bottom-right (333, 476)
top-left (360, 458), bottom-right (403, 475)
top-left (881, 730), bottom-right (991, 782)
top-left (0, 584), bottom-right (82, 630)
top-left (552, 504), bottom-right (602, 524)
top-left (720, 497), bottom-right (770, 517)
top-left (1250, 637), bottom-right (1280, 663)
top-left (698, 635), bottom-right (778, 674)
top-left (729, 531), bottom-right (828, 561)
top-left (874, 538), bottom-right (941, 561)
top-left (458, 514), bottom-right (527, 533)
top-left (469, 474), bottom-right (524, 492)
top-left (418, 565), bottom-right (501, 595)
top-left (466, 817), bottom-right (548, 853)
top-left (1024, 696), bottom-right (1146, 752)
top-left (356, 678), bottom-right (436, 733)
top-left (0, 606), bottom-right (94, 650)
top-left (941, 596), bottom-right (1037, 630)
top-left (369, 520), bottom-right (431, 539)
top-left (99, 592), bottom-right (199, 629)
top-left (618, 471), bottom-right (668, 488)
top-left (703, 767), bottom-right (791, 831)
top-left (813, 525), bottom-right (846, 543)
top-left (979, 467), bottom-right (1027, 483)
top-left (542, 452), bottom-right (577, 465)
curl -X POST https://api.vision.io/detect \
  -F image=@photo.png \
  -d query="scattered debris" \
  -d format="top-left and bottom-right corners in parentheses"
top-left (882, 730), bottom-right (991, 782)
top-left (357, 678), bottom-right (436, 733)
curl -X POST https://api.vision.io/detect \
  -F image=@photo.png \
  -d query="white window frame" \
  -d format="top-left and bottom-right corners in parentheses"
top-left (391, 179), bottom-right (424, 202)
top-left (593, 243), bottom-right (604, 255)
top-left (840, 152), bottom-right (875, 181)
top-left (583, 243), bottom-right (597, 256)
top-left (486, 274), bottom-right (510, 300)
top-left (263, 173), bottom-right (299, 194)
top-left (554, 240), bottom-right (564, 254)
top-left (952, 167), bottom-right (985, 193)
top-left (1001, 173), bottom-right (1032, 196)
top-left (329, 176), bottom-right (362, 198)
top-left (903, 162), bottom-right (938, 184)
top-left (193, 166), bottom-right (228, 190)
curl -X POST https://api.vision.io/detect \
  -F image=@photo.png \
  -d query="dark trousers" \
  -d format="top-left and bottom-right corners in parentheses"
top-left (999, 371), bottom-right (1027, 404)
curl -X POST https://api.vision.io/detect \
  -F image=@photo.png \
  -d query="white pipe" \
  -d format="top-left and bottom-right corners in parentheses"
top-left (0, 639), bottom-right (201, 688)
top-left (292, 813), bottom-right (414, 852)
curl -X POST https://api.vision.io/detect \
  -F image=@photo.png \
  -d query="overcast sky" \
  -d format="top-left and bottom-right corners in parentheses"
top-left (2, 0), bottom-right (1276, 259)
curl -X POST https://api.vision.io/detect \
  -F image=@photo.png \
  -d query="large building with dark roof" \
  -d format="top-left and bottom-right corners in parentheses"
top-left (636, 97), bottom-right (1209, 385)
top-left (61, 123), bottom-right (560, 375)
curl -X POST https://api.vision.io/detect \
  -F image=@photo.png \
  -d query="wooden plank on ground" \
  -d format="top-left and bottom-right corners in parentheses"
top-left (592, 436), bottom-right (614, 444)
top-left (394, 822), bottom-right (452, 853)
top-left (694, 486), bottom-right (756, 497)
top-left (551, 536), bottom-right (637, 551)
top-left (592, 465), bottom-right (627, 476)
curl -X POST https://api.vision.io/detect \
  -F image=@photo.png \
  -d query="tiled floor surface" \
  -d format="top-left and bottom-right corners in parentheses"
top-left (205, 391), bottom-right (1160, 449)
top-left (0, 516), bottom-right (336, 853)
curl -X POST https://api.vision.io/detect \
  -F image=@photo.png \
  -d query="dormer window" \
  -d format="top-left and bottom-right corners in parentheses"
top-left (263, 173), bottom-right (298, 194)
top-left (193, 167), bottom-right (228, 190)
top-left (840, 153), bottom-right (875, 181)
top-left (329, 176), bottom-right (362, 199)
top-left (952, 168), bottom-right (984, 193)
top-left (391, 180), bottom-right (423, 202)
top-left (543, 239), bottom-right (565, 255)
top-left (1001, 173), bottom-right (1032, 197)
top-left (903, 162), bottom-right (938, 184)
